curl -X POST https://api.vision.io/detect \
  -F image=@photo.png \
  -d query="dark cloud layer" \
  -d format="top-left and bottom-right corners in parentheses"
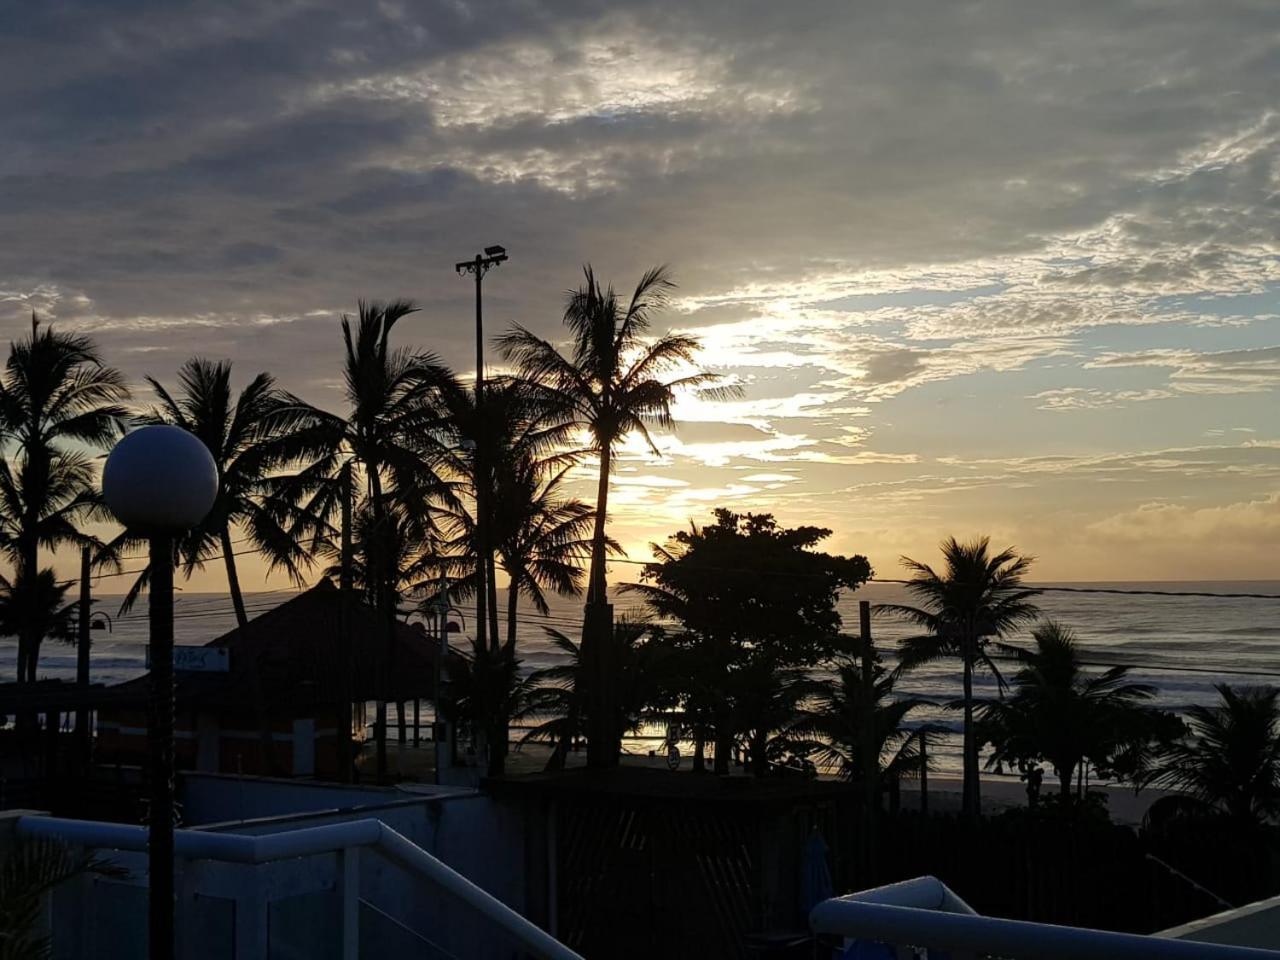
top-left (2, 1), bottom-right (1278, 578)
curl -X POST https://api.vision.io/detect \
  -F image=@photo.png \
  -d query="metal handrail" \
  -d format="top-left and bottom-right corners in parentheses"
top-left (18, 815), bottom-right (582, 960)
top-left (809, 876), bottom-right (1280, 960)
top-left (358, 897), bottom-right (460, 960)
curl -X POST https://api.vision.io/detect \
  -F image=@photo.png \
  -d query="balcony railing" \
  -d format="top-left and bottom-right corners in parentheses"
top-left (809, 876), bottom-right (1280, 959)
top-left (18, 813), bottom-right (582, 960)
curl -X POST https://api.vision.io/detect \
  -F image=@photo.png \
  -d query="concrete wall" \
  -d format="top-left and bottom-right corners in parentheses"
top-left (1160, 894), bottom-right (1280, 949)
top-left (178, 773), bottom-right (536, 958)
top-left (179, 771), bottom-right (453, 825)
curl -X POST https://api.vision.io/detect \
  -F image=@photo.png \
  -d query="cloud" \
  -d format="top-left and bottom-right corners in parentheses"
top-left (3, 0), bottom-right (1280, 583)
top-left (1030, 386), bottom-right (1175, 410)
top-left (1087, 492), bottom-right (1280, 547)
top-left (1090, 345), bottom-right (1280, 395)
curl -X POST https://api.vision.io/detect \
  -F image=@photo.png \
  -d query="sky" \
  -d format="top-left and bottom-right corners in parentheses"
top-left (2, 0), bottom-right (1278, 591)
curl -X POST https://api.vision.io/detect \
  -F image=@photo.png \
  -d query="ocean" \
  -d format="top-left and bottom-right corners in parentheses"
top-left (7, 580), bottom-right (1280, 778)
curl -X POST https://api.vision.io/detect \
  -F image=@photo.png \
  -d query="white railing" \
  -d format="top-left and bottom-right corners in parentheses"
top-left (18, 814), bottom-right (581, 960)
top-left (809, 876), bottom-right (1280, 960)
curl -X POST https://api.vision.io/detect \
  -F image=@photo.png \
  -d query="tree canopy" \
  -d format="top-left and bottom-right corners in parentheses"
top-left (627, 508), bottom-right (871, 669)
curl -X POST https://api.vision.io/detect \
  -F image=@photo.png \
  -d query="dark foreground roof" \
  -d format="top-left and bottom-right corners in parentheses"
top-left (110, 580), bottom-right (448, 713)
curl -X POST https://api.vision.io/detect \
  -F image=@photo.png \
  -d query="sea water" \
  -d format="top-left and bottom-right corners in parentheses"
top-left (6, 580), bottom-right (1278, 777)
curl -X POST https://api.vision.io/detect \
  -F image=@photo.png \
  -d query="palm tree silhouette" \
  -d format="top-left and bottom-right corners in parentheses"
top-left (980, 621), bottom-right (1159, 800)
top-left (445, 463), bottom-right (604, 778)
top-left (432, 374), bottom-right (600, 775)
top-left (878, 536), bottom-right (1040, 819)
top-left (520, 620), bottom-right (672, 771)
top-left (0, 316), bottom-right (128, 683)
top-left (116, 359), bottom-right (323, 771)
top-left (0, 568), bottom-right (77, 685)
top-left (1152, 684), bottom-right (1280, 824)
top-left (432, 375), bottom-right (577, 648)
top-left (133, 359), bottom-right (312, 622)
top-left (499, 266), bottom-right (735, 765)
top-left (794, 651), bottom-right (934, 796)
top-left (499, 266), bottom-right (728, 605)
top-left (274, 300), bottom-right (451, 779)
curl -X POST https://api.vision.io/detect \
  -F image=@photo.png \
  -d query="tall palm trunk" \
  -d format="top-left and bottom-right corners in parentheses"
top-left (505, 577), bottom-right (520, 653)
top-left (583, 445), bottom-right (618, 767)
top-left (486, 552), bottom-right (500, 652)
top-left (18, 533), bottom-right (37, 684)
top-left (482, 571), bottom-right (522, 779)
top-left (221, 528), bottom-right (278, 774)
top-left (586, 446), bottom-right (612, 604)
top-left (961, 645), bottom-right (978, 819)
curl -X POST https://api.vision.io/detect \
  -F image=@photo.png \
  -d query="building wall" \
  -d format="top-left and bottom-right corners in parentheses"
top-left (179, 774), bottom-right (531, 958)
top-left (97, 707), bottom-right (346, 779)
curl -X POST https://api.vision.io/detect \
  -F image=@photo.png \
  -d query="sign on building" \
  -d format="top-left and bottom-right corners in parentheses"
top-left (145, 645), bottom-right (231, 673)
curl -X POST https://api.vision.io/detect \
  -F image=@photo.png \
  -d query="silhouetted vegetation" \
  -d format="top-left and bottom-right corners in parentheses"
top-left (6, 282), bottom-right (1280, 948)
top-left (878, 536), bottom-right (1041, 819)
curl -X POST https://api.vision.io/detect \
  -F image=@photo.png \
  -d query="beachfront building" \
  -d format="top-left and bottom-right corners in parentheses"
top-left (96, 580), bottom-right (448, 778)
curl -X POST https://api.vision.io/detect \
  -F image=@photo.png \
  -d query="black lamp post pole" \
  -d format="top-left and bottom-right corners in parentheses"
top-left (455, 246), bottom-right (508, 663)
top-left (148, 534), bottom-right (176, 960)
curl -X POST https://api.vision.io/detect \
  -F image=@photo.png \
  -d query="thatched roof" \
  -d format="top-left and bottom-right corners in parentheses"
top-left (111, 580), bottom-right (447, 713)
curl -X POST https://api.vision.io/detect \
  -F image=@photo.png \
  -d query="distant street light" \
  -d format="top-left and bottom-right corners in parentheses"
top-left (103, 425), bottom-right (218, 960)
top-left (454, 246), bottom-right (508, 662)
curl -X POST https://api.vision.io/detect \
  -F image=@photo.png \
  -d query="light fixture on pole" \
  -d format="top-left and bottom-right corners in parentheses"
top-left (103, 424), bottom-right (218, 960)
top-left (454, 245), bottom-right (508, 661)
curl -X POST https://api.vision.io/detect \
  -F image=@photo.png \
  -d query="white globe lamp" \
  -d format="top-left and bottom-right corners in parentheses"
top-left (102, 424), bottom-right (218, 960)
top-left (103, 424), bottom-right (219, 532)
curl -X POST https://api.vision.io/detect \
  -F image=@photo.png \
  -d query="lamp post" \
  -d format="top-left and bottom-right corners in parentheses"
top-left (454, 245), bottom-right (508, 659)
top-left (103, 425), bottom-right (218, 960)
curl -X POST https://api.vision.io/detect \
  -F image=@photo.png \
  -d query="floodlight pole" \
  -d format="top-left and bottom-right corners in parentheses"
top-left (454, 247), bottom-right (508, 659)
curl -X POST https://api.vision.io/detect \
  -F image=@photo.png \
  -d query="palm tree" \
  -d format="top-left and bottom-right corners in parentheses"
top-left (1152, 684), bottom-right (1280, 824)
top-left (520, 620), bottom-right (674, 770)
top-left (499, 266), bottom-right (729, 605)
top-left (732, 660), bottom-right (811, 777)
top-left (0, 316), bottom-right (128, 683)
top-left (320, 498), bottom-right (438, 606)
top-left (979, 621), bottom-right (1159, 799)
top-left (273, 300), bottom-right (452, 780)
top-left (0, 838), bottom-right (125, 959)
top-left (878, 536), bottom-right (1040, 819)
top-left (137, 359), bottom-right (312, 624)
top-left (431, 374), bottom-right (585, 776)
top-left (109, 359), bottom-right (319, 771)
top-left (501, 268), bottom-right (742, 768)
top-left (794, 654), bottom-right (933, 795)
top-left (432, 375), bottom-right (578, 651)
top-left (444, 635), bottom-right (529, 773)
top-left (499, 267), bottom-right (735, 766)
top-left (0, 569), bottom-right (77, 684)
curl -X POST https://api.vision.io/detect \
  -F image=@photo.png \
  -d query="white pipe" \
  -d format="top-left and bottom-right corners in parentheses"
top-left (809, 899), bottom-right (1280, 959)
top-left (17, 815), bottom-right (582, 960)
top-left (374, 826), bottom-right (581, 960)
top-left (840, 875), bottom-right (978, 915)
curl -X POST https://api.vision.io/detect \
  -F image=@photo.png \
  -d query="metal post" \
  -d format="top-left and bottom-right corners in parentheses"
top-left (920, 735), bottom-right (929, 815)
top-left (148, 534), bottom-right (175, 960)
top-left (859, 600), bottom-right (876, 879)
top-left (76, 546), bottom-right (91, 763)
top-left (338, 462), bottom-right (354, 783)
top-left (338, 847), bottom-right (360, 960)
top-left (472, 256), bottom-right (490, 659)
